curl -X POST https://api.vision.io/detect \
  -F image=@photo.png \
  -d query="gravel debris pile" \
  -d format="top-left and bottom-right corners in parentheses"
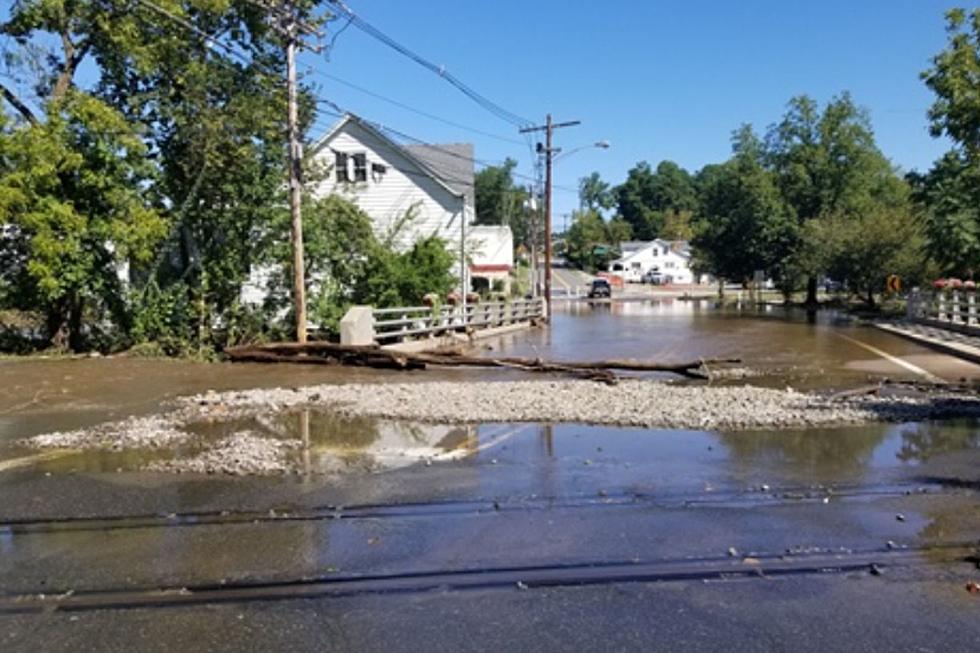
top-left (184, 380), bottom-right (980, 431)
top-left (145, 433), bottom-right (299, 475)
top-left (25, 415), bottom-right (191, 450)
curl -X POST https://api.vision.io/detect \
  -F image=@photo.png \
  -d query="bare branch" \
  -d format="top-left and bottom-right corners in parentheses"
top-left (0, 81), bottom-right (38, 124)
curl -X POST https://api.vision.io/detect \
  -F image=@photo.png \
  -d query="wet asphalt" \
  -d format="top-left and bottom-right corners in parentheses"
top-left (1, 302), bottom-right (979, 651)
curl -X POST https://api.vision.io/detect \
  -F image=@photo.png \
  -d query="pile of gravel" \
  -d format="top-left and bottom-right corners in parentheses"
top-left (25, 415), bottom-right (191, 451)
top-left (145, 433), bottom-right (299, 475)
top-left (185, 379), bottom-right (980, 431)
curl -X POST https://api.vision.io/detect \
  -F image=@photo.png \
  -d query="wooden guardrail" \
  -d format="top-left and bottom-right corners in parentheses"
top-left (341, 298), bottom-right (545, 345)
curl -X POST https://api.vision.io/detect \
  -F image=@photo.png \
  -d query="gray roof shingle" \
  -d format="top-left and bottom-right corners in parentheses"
top-left (404, 143), bottom-right (475, 208)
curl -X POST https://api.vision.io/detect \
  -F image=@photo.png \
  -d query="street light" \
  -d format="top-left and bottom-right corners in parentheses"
top-left (554, 140), bottom-right (611, 162)
top-left (538, 139), bottom-right (610, 312)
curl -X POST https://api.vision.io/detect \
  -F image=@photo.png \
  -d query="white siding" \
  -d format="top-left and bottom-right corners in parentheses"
top-left (311, 121), bottom-right (468, 253)
top-left (469, 226), bottom-right (514, 268)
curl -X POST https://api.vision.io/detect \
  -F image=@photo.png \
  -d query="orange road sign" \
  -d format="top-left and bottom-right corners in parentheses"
top-left (886, 275), bottom-right (901, 293)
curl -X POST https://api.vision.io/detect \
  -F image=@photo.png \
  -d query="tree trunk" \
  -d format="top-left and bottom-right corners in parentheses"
top-left (46, 304), bottom-right (70, 351)
top-left (805, 276), bottom-right (818, 306)
top-left (68, 297), bottom-right (86, 352)
top-left (866, 287), bottom-right (876, 308)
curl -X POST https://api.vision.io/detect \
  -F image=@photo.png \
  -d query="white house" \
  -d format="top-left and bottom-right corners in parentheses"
top-left (310, 113), bottom-right (473, 254)
top-left (241, 113), bottom-right (475, 306)
top-left (468, 225), bottom-right (514, 294)
top-left (608, 239), bottom-right (696, 284)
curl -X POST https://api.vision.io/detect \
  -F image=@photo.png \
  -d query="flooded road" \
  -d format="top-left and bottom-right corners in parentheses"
top-left (1, 301), bottom-right (978, 652)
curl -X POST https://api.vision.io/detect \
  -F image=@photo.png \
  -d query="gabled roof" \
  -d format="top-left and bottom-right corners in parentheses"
top-left (310, 113), bottom-right (471, 204)
top-left (404, 143), bottom-right (475, 208)
top-left (611, 239), bottom-right (692, 264)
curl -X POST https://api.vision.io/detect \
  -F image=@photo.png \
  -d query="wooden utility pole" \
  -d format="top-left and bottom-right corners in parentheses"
top-left (520, 115), bottom-right (580, 320)
top-left (285, 7), bottom-right (307, 343)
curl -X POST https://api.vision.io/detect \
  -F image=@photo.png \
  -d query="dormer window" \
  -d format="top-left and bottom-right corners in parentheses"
top-left (335, 151), bottom-right (367, 183)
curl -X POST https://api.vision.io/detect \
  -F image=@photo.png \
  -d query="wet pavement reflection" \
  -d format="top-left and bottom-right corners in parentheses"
top-left (1, 301), bottom-right (979, 651)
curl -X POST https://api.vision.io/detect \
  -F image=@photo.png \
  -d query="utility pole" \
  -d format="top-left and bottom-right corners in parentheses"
top-left (520, 115), bottom-right (580, 320)
top-left (285, 9), bottom-right (306, 343)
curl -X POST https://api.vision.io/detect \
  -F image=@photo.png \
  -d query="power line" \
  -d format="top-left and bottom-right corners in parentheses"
top-left (134, 0), bottom-right (577, 198)
top-left (324, 0), bottom-right (533, 128)
top-left (309, 71), bottom-right (525, 145)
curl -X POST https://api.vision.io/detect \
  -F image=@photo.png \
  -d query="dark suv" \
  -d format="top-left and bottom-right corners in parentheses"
top-left (587, 278), bottom-right (612, 298)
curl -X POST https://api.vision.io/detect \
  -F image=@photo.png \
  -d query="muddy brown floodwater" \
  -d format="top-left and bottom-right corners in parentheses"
top-left (1, 300), bottom-right (978, 653)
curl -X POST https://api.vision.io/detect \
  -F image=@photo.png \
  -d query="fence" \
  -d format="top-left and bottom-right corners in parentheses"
top-left (907, 288), bottom-right (980, 336)
top-left (341, 298), bottom-right (545, 345)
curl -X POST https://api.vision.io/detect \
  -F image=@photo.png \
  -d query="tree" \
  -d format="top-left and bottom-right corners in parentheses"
top-left (578, 172), bottom-right (613, 210)
top-left (613, 160), bottom-right (697, 240)
top-left (1, 2), bottom-right (171, 349)
top-left (766, 93), bottom-right (906, 302)
top-left (2, 1), bottom-right (318, 351)
top-left (908, 153), bottom-right (980, 275)
top-left (564, 209), bottom-right (631, 273)
top-left (915, 8), bottom-right (980, 277)
top-left (804, 207), bottom-right (925, 306)
top-left (660, 209), bottom-right (694, 241)
top-left (693, 125), bottom-right (796, 285)
top-left (475, 158), bottom-right (527, 225)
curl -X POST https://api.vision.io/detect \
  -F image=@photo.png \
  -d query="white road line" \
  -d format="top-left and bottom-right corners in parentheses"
top-left (834, 332), bottom-right (945, 383)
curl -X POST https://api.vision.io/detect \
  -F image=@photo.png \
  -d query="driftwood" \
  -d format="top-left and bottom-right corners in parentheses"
top-left (224, 342), bottom-right (741, 383)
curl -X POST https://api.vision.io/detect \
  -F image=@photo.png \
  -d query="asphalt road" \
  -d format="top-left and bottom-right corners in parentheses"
top-left (1, 304), bottom-right (979, 651)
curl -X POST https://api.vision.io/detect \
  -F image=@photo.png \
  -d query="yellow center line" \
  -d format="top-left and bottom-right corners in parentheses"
top-left (834, 332), bottom-right (944, 383)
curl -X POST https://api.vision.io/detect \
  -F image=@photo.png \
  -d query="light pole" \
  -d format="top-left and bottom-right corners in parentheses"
top-left (553, 140), bottom-right (611, 163)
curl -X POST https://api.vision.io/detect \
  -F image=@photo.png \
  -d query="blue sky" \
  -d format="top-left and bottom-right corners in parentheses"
top-left (306, 0), bottom-right (958, 218)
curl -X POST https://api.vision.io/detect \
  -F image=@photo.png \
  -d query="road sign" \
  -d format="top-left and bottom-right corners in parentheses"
top-left (886, 275), bottom-right (902, 293)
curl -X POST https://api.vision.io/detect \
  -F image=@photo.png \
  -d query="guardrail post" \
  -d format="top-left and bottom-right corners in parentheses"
top-left (937, 291), bottom-right (947, 321)
top-left (340, 306), bottom-right (376, 346)
top-left (969, 292), bottom-right (977, 326)
top-left (952, 290), bottom-right (961, 323)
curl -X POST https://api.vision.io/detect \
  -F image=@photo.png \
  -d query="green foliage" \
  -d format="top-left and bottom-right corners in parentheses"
top-left (804, 207), bottom-right (926, 305)
top-left (564, 209), bottom-right (628, 273)
top-left (914, 8), bottom-right (980, 277)
top-left (261, 195), bottom-right (457, 334)
top-left (578, 172), bottom-right (613, 210)
top-left (0, 92), bottom-right (167, 349)
top-left (922, 9), bottom-right (980, 156)
top-left (693, 125), bottom-right (796, 283)
top-left (474, 158), bottom-right (529, 234)
top-left (762, 93), bottom-right (909, 299)
top-left (613, 160), bottom-right (697, 240)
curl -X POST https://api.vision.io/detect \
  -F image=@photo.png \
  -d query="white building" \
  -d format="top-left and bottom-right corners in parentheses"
top-left (468, 225), bottom-right (514, 294)
top-left (241, 113), bottom-right (475, 306)
top-left (309, 113), bottom-right (473, 253)
top-left (608, 239), bottom-right (696, 284)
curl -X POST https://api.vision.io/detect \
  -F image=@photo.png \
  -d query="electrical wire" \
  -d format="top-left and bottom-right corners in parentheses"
top-left (324, 0), bottom-right (533, 128)
top-left (310, 71), bottom-right (525, 145)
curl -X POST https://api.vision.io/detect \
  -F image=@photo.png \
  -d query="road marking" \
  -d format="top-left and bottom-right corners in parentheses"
top-left (834, 332), bottom-right (944, 383)
top-left (0, 449), bottom-right (76, 473)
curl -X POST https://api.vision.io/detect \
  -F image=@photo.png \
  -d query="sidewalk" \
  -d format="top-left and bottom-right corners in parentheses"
top-left (874, 320), bottom-right (980, 366)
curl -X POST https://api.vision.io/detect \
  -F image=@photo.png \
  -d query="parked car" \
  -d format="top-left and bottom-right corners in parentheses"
top-left (642, 270), bottom-right (668, 285)
top-left (587, 278), bottom-right (612, 298)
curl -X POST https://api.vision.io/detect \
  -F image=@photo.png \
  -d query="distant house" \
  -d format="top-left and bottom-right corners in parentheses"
top-left (468, 225), bottom-right (514, 294)
top-left (607, 239), bottom-right (697, 284)
top-left (241, 113), bottom-right (475, 306)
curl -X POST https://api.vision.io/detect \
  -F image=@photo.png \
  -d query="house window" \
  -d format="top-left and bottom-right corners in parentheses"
top-left (335, 151), bottom-right (368, 183)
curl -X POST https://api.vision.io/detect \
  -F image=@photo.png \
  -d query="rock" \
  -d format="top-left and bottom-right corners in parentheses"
top-left (896, 514), bottom-right (906, 522)
top-left (869, 564), bottom-right (884, 576)
top-left (727, 547), bottom-right (738, 557)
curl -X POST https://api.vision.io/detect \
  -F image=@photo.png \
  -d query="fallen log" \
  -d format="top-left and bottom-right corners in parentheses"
top-left (224, 342), bottom-right (740, 382)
